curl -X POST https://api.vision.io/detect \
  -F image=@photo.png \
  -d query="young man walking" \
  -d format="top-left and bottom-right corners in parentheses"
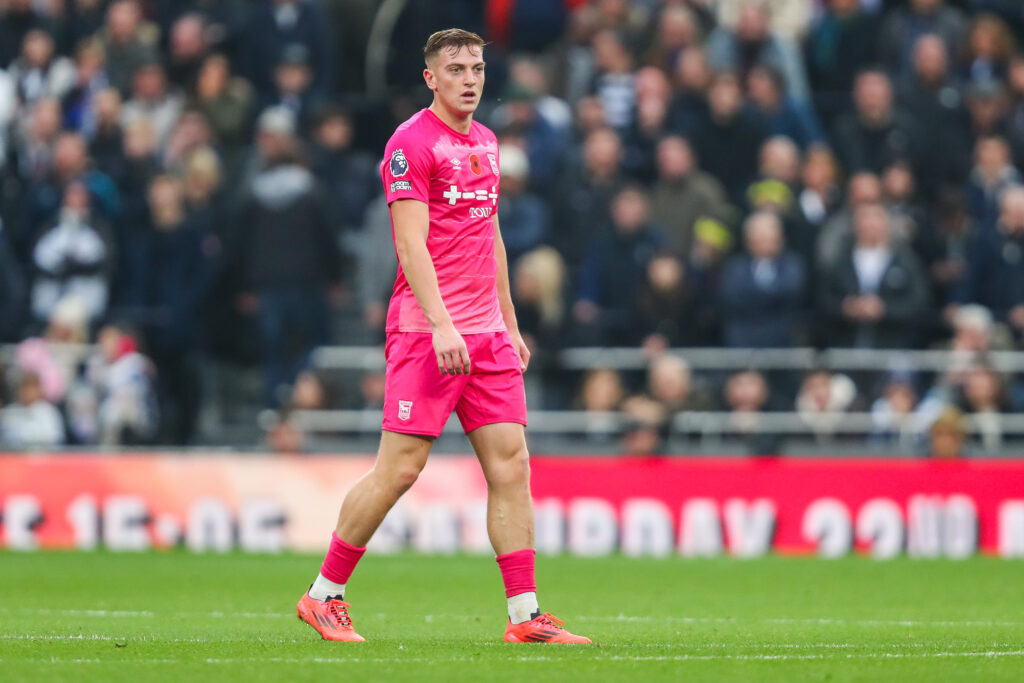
top-left (296, 29), bottom-right (590, 645)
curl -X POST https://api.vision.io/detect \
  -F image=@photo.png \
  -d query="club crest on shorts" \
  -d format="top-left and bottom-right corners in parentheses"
top-left (398, 400), bottom-right (413, 421)
top-left (487, 153), bottom-right (499, 175)
top-left (390, 149), bottom-right (409, 177)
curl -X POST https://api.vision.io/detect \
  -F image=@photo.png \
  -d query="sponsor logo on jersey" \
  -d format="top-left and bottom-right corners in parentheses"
top-left (398, 400), bottom-right (413, 421)
top-left (487, 153), bottom-right (499, 175)
top-left (389, 149), bottom-right (409, 177)
top-left (442, 184), bottom-right (498, 206)
top-left (390, 180), bottom-right (412, 192)
top-left (469, 154), bottom-right (483, 175)
top-left (450, 157), bottom-right (461, 170)
top-left (469, 207), bottom-right (492, 218)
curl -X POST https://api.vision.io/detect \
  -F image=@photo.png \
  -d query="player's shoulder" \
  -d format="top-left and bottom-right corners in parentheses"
top-left (386, 109), bottom-right (434, 150)
top-left (470, 119), bottom-right (498, 144)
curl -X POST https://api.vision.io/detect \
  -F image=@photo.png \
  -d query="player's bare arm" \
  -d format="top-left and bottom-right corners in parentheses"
top-left (390, 197), bottom-right (471, 376)
top-left (494, 216), bottom-right (531, 372)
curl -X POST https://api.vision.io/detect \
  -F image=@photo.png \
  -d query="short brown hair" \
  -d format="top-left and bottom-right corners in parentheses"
top-left (423, 28), bottom-right (486, 65)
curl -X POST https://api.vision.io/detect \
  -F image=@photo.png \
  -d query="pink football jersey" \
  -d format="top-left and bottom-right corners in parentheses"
top-left (381, 108), bottom-right (505, 334)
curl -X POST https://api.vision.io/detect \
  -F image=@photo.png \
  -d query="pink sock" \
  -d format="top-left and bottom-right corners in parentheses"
top-left (320, 532), bottom-right (366, 584)
top-left (495, 548), bottom-right (537, 598)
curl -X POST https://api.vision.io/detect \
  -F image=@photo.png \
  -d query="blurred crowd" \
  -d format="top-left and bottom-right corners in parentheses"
top-left (0, 0), bottom-right (1023, 453)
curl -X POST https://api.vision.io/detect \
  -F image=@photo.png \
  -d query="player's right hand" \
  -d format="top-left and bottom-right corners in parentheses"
top-left (432, 324), bottom-right (471, 375)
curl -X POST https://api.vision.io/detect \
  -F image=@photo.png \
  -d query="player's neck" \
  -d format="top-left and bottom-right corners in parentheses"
top-left (429, 101), bottom-right (473, 135)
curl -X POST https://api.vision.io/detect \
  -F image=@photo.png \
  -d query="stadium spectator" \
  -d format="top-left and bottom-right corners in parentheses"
top-left (954, 363), bottom-right (1012, 450)
top-left (577, 367), bottom-right (626, 441)
top-left (8, 29), bottom-right (75, 108)
top-left (795, 369), bottom-right (858, 441)
top-left (30, 180), bottom-right (114, 326)
top-left (870, 372), bottom-right (924, 447)
top-left (0, 369), bottom-right (65, 447)
top-left (831, 69), bottom-right (918, 176)
top-left (965, 135), bottom-right (1020, 230)
top-left (649, 135), bottom-right (733, 258)
top-left (192, 53), bottom-right (255, 152)
top-left (804, 0), bottom-right (880, 124)
top-left (719, 211), bottom-right (807, 348)
top-left (791, 145), bottom-right (840, 263)
top-left (819, 201), bottom-right (930, 348)
top-left (636, 253), bottom-right (704, 347)
top-left (620, 393), bottom-right (666, 455)
top-left (229, 106), bottom-right (343, 406)
top-left (62, 39), bottom-right (110, 135)
top-left (100, 0), bottom-right (159, 95)
top-left (644, 4), bottom-right (700, 74)
top-left (512, 246), bottom-right (567, 357)
top-left (0, 0), bottom-right (54, 67)
top-left (267, 408), bottom-right (305, 453)
top-left (916, 190), bottom-right (973, 309)
top-left (705, 1), bottom-right (810, 102)
top-left (898, 34), bottom-right (972, 195)
top-left (692, 71), bottom-right (767, 203)
top-left (574, 185), bottom-right (666, 346)
top-left (962, 13), bottom-right (1016, 85)
top-left (77, 323), bottom-right (158, 445)
top-left (306, 105), bottom-right (377, 235)
top-left (746, 63), bottom-right (823, 149)
top-left (943, 304), bottom-right (1014, 354)
top-left (141, 175), bottom-right (214, 445)
top-left (817, 171), bottom-right (884, 270)
top-left (239, 0), bottom-right (336, 100)
top-left (954, 186), bottom-right (1024, 336)
top-left (964, 78), bottom-right (1010, 142)
top-left (553, 126), bottom-right (625, 266)
top-left (879, 0), bottom-right (968, 80)
top-left (589, 28), bottom-right (636, 131)
top-left (120, 61), bottom-right (184, 152)
top-left (928, 406), bottom-right (967, 457)
top-left (666, 45), bottom-right (710, 135)
top-left (490, 77), bottom-right (566, 190)
top-left (167, 13), bottom-right (210, 92)
top-left (646, 352), bottom-right (713, 416)
top-left (264, 43), bottom-right (322, 134)
top-left (13, 295), bottom-right (90, 406)
top-left (495, 144), bottom-right (549, 267)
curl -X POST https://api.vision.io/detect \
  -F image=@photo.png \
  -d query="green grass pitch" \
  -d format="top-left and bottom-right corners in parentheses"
top-left (1, 552), bottom-right (1022, 682)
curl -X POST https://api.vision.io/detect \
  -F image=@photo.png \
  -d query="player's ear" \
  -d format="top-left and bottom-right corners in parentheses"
top-left (423, 68), bottom-right (436, 91)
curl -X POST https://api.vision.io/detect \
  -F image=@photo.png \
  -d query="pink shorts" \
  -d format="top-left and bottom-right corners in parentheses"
top-left (382, 331), bottom-right (527, 438)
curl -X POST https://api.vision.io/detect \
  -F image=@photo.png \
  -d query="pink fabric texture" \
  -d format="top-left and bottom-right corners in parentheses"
top-left (495, 548), bottom-right (537, 598)
top-left (319, 532), bottom-right (366, 584)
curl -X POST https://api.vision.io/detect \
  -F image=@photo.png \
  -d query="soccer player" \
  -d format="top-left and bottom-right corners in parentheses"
top-left (296, 29), bottom-right (590, 645)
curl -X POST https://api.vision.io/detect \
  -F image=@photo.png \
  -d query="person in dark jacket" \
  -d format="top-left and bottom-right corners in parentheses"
top-left (719, 211), bottom-right (806, 348)
top-left (831, 69), bottom-right (919, 176)
top-left (819, 201), bottom-right (930, 348)
top-left (690, 71), bottom-right (767, 204)
top-left (953, 186), bottom-right (1024, 339)
top-left (142, 175), bottom-right (214, 445)
top-left (573, 185), bottom-right (667, 346)
top-left (230, 107), bottom-right (343, 406)
top-left (239, 0), bottom-right (335, 100)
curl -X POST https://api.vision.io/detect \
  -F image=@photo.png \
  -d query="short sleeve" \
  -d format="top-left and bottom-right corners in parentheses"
top-left (382, 130), bottom-right (432, 205)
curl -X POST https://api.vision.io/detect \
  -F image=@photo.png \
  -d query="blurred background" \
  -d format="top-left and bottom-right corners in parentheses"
top-left (1, 0), bottom-right (1023, 458)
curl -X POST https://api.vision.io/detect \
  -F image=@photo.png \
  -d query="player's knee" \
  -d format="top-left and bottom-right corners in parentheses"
top-left (391, 463), bottom-right (423, 494)
top-left (487, 447), bottom-right (530, 489)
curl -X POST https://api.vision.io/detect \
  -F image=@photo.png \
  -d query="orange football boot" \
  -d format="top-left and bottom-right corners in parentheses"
top-left (504, 612), bottom-right (592, 644)
top-left (296, 592), bottom-right (366, 642)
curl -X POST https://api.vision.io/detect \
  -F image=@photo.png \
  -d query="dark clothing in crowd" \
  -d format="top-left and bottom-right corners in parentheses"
top-left (819, 247), bottom-right (930, 348)
top-left (719, 250), bottom-right (807, 348)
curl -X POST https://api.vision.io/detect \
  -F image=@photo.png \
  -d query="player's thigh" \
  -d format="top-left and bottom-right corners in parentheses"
top-left (466, 421), bottom-right (529, 485)
top-left (374, 429), bottom-right (434, 486)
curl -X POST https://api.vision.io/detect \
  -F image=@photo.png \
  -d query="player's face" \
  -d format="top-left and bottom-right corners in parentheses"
top-left (425, 45), bottom-right (485, 116)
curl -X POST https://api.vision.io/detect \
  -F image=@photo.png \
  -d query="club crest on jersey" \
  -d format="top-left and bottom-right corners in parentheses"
top-left (487, 153), bottom-right (499, 175)
top-left (398, 400), bottom-right (413, 421)
top-left (469, 154), bottom-right (483, 175)
top-left (390, 149), bottom-right (409, 177)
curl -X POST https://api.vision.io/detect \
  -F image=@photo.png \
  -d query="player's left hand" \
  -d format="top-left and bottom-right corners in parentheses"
top-left (510, 330), bottom-right (531, 373)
